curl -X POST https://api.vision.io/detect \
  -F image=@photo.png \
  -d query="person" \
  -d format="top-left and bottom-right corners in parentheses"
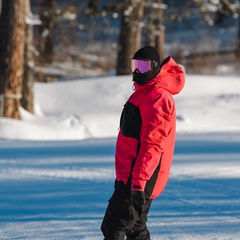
top-left (101, 46), bottom-right (185, 240)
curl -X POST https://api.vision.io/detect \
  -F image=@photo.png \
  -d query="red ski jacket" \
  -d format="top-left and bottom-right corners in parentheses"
top-left (115, 57), bottom-right (185, 199)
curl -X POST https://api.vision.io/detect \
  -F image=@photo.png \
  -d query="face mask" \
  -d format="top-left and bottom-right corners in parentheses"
top-left (133, 66), bottom-right (160, 85)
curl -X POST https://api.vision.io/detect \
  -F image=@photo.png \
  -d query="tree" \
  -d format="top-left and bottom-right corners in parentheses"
top-left (87, 0), bottom-right (99, 14)
top-left (214, 0), bottom-right (240, 61)
top-left (145, 0), bottom-right (167, 62)
top-left (192, 0), bottom-right (240, 60)
top-left (116, 0), bottom-right (145, 75)
top-left (21, 0), bottom-right (34, 114)
top-left (38, 0), bottom-right (55, 65)
top-left (237, 14), bottom-right (240, 59)
top-left (0, 0), bottom-right (26, 119)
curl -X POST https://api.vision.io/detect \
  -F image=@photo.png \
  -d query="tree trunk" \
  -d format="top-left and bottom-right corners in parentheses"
top-left (155, 0), bottom-right (165, 62)
top-left (0, 0), bottom-right (25, 119)
top-left (116, 0), bottom-right (144, 75)
top-left (0, 2), bottom-right (3, 117)
top-left (237, 12), bottom-right (240, 60)
top-left (145, 0), bottom-right (165, 62)
top-left (87, 0), bottom-right (99, 14)
top-left (38, 0), bottom-right (55, 65)
top-left (21, 0), bottom-right (34, 113)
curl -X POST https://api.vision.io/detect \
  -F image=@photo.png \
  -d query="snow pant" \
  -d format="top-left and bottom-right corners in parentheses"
top-left (101, 180), bottom-right (152, 240)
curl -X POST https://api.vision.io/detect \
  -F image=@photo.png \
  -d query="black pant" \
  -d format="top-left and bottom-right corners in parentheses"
top-left (101, 180), bottom-right (152, 240)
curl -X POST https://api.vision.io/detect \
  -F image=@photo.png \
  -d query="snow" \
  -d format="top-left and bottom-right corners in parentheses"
top-left (0, 73), bottom-right (240, 239)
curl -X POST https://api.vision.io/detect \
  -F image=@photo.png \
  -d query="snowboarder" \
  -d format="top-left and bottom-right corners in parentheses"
top-left (101, 46), bottom-right (185, 240)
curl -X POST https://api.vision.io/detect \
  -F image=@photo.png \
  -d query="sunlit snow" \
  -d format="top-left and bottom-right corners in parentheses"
top-left (0, 73), bottom-right (240, 239)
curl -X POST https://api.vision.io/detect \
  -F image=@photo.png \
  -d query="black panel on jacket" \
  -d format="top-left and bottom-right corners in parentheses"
top-left (120, 102), bottom-right (142, 140)
top-left (145, 154), bottom-right (162, 199)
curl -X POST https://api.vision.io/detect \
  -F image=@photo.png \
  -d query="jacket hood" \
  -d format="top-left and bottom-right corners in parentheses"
top-left (134, 56), bottom-right (185, 95)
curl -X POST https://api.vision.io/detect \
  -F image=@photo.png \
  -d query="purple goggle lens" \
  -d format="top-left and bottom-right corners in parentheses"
top-left (130, 59), bottom-right (157, 74)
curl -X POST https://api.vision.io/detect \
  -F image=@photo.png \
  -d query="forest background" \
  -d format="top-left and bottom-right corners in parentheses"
top-left (0, 0), bottom-right (239, 120)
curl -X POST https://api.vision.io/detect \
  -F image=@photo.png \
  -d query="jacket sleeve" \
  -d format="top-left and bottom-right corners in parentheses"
top-left (131, 91), bottom-right (175, 191)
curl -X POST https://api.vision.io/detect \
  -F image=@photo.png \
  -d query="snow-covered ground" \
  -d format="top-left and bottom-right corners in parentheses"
top-left (0, 73), bottom-right (240, 239)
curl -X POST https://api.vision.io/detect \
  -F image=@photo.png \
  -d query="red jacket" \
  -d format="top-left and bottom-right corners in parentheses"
top-left (115, 57), bottom-right (185, 199)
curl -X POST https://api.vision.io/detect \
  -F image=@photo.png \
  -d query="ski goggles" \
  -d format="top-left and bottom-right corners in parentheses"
top-left (129, 59), bottom-right (158, 74)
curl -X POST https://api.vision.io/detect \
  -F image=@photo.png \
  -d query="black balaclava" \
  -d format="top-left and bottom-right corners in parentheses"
top-left (132, 46), bottom-right (161, 85)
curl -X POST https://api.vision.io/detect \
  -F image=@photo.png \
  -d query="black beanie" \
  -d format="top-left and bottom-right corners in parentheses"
top-left (132, 46), bottom-right (161, 85)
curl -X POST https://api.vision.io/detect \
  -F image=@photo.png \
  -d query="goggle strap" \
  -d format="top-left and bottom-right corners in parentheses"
top-left (152, 61), bottom-right (158, 68)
